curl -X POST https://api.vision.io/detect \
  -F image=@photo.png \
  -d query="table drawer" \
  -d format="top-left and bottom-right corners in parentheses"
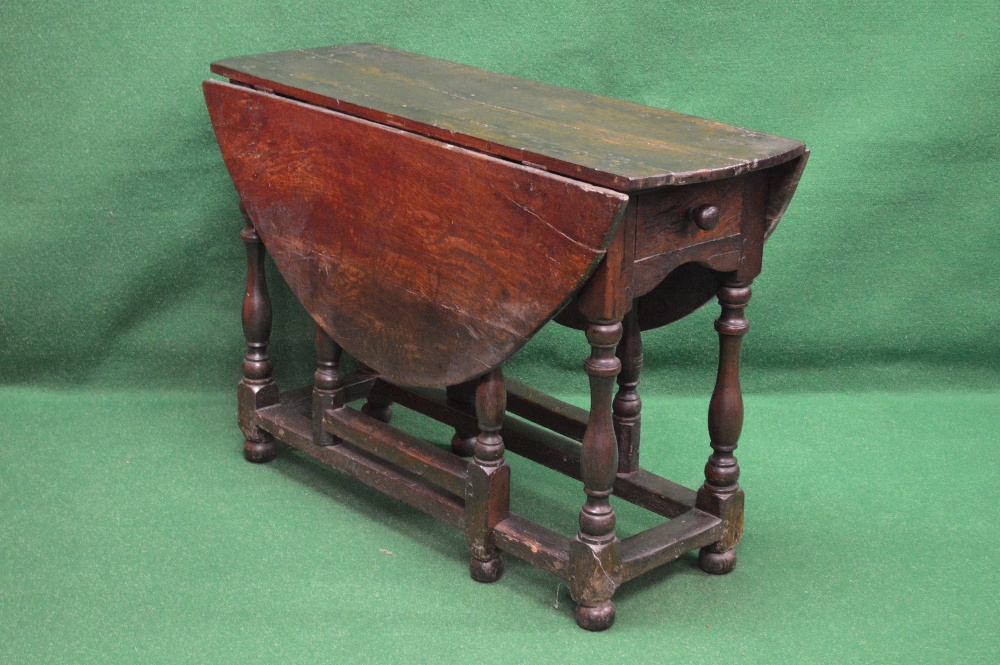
top-left (634, 176), bottom-right (746, 261)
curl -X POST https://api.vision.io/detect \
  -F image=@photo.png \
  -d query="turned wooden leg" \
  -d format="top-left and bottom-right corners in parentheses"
top-left (237, 206), bottom-right (279, 463)
top-left (613, 302), bottom-right (642, 474)
top-left (697, 280), bottom-right (751, 574)
top-left (313, 324), bottom-right (344, 446)
top-left (465, 367), bottom-right (510, 583)
top-left (570, 319), bottom-right (624, 631)
top-left (447, 379), bottom-right (479, 457)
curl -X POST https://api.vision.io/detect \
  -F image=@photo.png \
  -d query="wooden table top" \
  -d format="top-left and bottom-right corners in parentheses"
top-left (211, 43), bottom-right (805, 192)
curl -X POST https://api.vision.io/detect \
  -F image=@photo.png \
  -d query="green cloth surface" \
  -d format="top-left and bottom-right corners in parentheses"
top-left (2, 0), bottom-right (998, 662)
top-left (3, 388), bottom-right (997, 663)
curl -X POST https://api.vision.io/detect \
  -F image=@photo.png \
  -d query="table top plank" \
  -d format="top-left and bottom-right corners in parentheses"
top-left (211, 43), bottom-right (805, 192)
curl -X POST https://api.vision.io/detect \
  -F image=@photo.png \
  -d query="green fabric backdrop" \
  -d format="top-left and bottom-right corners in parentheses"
top-left (2, 1), bottom-right (997, 662)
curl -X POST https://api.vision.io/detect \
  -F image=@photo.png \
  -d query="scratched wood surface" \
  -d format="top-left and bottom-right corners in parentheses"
top-left (205, 80), bottom-right (629, 387)
top-left (211, 43), bottom-right (806, 192)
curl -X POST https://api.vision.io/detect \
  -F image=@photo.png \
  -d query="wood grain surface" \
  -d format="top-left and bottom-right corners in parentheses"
top-left (205, 80), bottom-right (628, 387)
top-left (211, 43), bottom-right (806, 191)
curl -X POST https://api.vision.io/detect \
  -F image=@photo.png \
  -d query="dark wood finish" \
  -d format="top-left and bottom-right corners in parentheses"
top-left (689, 204), bottom-right (721, 232)
top-left (312, 324), bottom-right (343, 446)
top-left (256, 395), bottom-right (465, 529)
top-left (570, 319), bottom-right (623, 631)
top-left (446, 379), bottom-right (478, 457)
top-left (237, 207), bottom-right (279, 463)
top-left (631, 170), bottom-right (768, 304)
top-left (325, 406), bottom-right (468, 498)
top-left (620, 509), bottom-right (722, 582)
top-left (612, 469), bottom-right (697, 519)
top-left (613, 303), bottom-right (643, 474)
top-left (383, 383), bottom-right (697, 519)
top-left (577, 207), bottom-right (635, 325)
top-left (494, 515), bottom-right (571, 581)
top-left (465, 367), bottom-right (510, 583)
top-left (361, 378), bottom-right (393, 425)
top-left (635, 176), bottom-right (745, 261)
top-left (206, 44), bottom-right (807, 631)
top-left (765, 152), bottom-right (810, 240)
top-left (697, 281), bottom-right (751, 574)
top-left (211, 43), bottom-right (805, 191)
top-left (258, 384), bottom-right (710, 570)
top-left (635, 262), bottom-right (725, 331)
top-left (343, 370), bottom-right (378, 404)
top-left (505, 379), bottom-right (588, 442)
top-left (558, 159), bottom-right (794, 333)
top-left (205, 80), bottom-right (628, 388)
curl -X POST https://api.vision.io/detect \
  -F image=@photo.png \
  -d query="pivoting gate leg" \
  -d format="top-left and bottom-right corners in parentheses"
top-left (465, 367), bottom-right (510, 583)
top-left (571, 318), bottom-right (624, 631)
top-left (313, 324), bottom-right (344, 446)
top-left (237, 206), bottom-right (279, 463)
top-left (697, 280), bottom-right (752, 574)
top-left (613, 303), bottom-right (642, 474)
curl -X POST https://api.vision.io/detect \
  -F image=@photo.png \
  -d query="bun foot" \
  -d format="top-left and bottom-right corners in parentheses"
top-left (243, 439), bottom-right (277, 463)
top-left (469, 555), bottom-right (504, 583)
top-left (698, 547), bottom-right (737, 575)
top-left (575, 600), bottom-right (616, 631)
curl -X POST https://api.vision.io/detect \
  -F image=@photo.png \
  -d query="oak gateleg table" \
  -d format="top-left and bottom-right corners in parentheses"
top-left (204, 44), bottom-right (808, 631)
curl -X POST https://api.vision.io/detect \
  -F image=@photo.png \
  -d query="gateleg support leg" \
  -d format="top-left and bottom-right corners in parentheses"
top-left (697, 279), bottom-right (751, 574)
top-left (237, 205), bottom-right (279, 463)
top-left (465, 367), bottom-right (510, 583)
top-left (614, 301), bottom-right (642, 474)
top-left (570, 318), bottom-right (624, 631)
top-left (313, 324), bottom-right (344, 446)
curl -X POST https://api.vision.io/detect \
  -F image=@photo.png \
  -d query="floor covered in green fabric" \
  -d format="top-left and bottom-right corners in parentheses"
top-left (3, 385), bottom-right (996, 663)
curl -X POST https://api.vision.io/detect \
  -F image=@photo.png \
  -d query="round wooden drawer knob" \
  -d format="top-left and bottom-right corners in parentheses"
top-left (689, 204), bottom-right (720, 231)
